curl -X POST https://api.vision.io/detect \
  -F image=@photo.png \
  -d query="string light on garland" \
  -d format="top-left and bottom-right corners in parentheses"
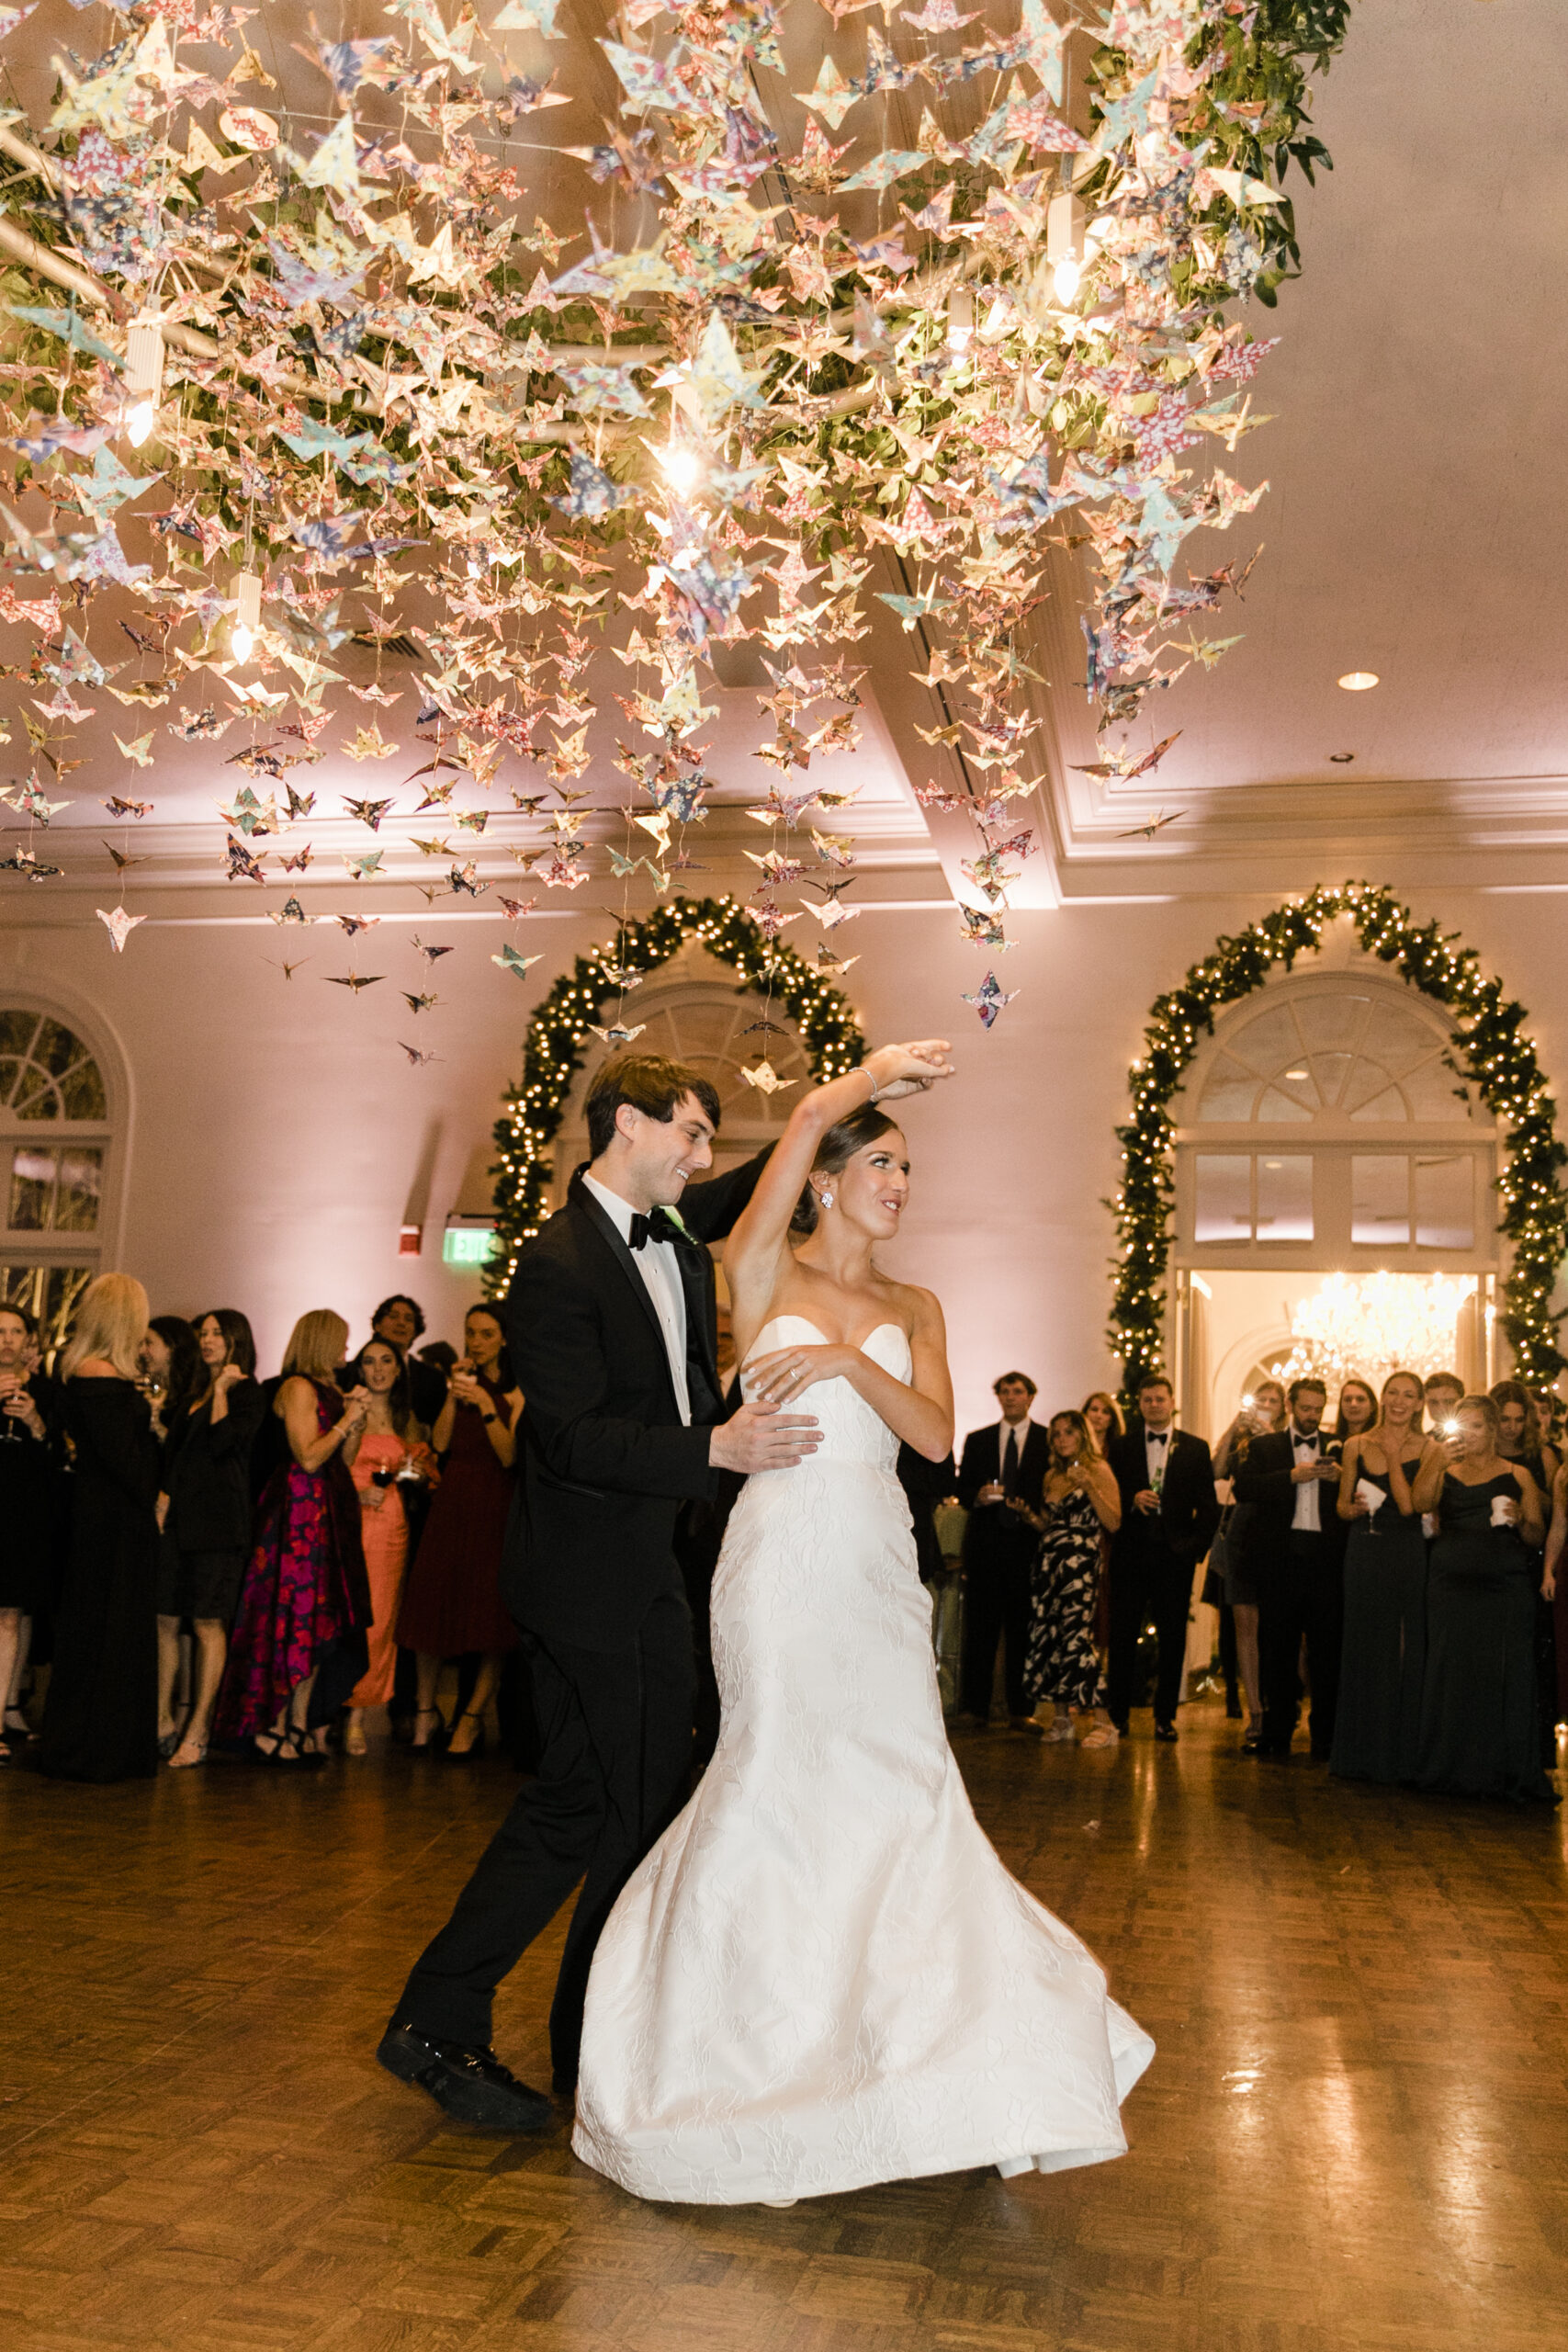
top-left (1107, 884), bottom-right (1568, 1397)
top-left (485, 897), bottom-right (865, 1293)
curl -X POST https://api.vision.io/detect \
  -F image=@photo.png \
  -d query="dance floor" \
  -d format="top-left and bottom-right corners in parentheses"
top-left (5, 1707), bottom-right (1566, 2352)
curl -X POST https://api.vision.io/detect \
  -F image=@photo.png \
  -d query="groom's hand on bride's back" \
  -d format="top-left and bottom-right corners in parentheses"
top-left (710, 1396), bottom-right (820, 1474)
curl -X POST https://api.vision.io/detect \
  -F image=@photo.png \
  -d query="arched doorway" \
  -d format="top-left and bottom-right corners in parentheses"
top-left (1107, 887), bottom-right (1567, 1429)
top-left (1172, 938), bottom-right (1498, 1433)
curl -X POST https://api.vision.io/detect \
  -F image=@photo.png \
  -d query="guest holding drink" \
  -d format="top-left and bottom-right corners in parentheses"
top-left (397, 1305), bottom-right (523, 1757)
top-left (1412, 1396), bottom-right (1551, 1804)
top-left (1331, 1372), bottom-right (1435, 1785)
top-left (140, 1315), bottom-right (200, 1444)
top-left (156, 1309), bottom-right (266, 1768)
top-left (344, 1337), bottom-right (436, 1757)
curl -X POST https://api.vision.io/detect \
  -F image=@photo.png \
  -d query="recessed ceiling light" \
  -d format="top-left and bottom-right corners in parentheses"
top-left (1328, 752), bottom-right (1355, 763)
top-left (1263, 1159), bottom-right (1283, 1170)
top-left (1337, 671), bottom-right (1379, 692)
top-left (1285, 1069), bottom-right (1308, 1080)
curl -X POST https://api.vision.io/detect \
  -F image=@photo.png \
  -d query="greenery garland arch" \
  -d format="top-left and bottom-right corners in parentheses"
top-left (1109, 883), bottom-right (1568, 1395)
top-left (485, 896), bottom-right (865, 1295)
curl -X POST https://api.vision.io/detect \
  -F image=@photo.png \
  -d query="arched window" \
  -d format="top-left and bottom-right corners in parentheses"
top-left (1172, 969), bottom-right (1495, 1269)
top-left (546, 941), bottom-right (811, 1214)
top-left (0, 1007), bottom-right (117, 1342)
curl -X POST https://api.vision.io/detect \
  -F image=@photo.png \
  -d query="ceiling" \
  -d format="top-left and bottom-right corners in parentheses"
top-left (2, 0), bottom-right (1558, 930)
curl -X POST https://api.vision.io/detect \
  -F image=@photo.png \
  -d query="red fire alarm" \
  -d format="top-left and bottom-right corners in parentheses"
top-left (398, 1224), bottom-right (423, 1258)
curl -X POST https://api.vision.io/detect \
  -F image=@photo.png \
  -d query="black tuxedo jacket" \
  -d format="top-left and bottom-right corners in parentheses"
top-left (1233, 1427), bottom-right (1345, 1563)
top-left (957, 1420), bottom-right (1049, 1574)
top-left (502, 1153), bottom-right (769, 1649)
top-left (1108, 1426), bottom-right (1220, 1564)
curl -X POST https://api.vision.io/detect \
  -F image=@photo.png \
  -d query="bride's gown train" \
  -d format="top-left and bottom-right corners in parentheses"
top-left (573, 1317), bottom-right (1154, 2205)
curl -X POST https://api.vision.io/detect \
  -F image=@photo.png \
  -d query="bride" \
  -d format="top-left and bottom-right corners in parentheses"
top-left (572, 1044), bottom-right (1153, 2205)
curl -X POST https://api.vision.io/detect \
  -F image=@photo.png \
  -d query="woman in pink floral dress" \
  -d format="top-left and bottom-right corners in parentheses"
top-left (213, 1310), bottom-right (372, 1767)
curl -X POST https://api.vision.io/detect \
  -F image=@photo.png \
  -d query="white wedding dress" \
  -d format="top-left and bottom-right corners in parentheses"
top-left (572, 1317), bottom-right (1154, 2205)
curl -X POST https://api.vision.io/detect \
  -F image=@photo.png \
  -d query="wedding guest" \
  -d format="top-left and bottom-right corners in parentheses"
top-left (212, 1309), bottom-right (372, 1767)
top-left (1332, 1377), bottom-right (1378, 1444)
top-left (140, 1314), bottom-right (201, 1445)
top-left (1492, 1378), bottom-right (1559, 1490)
top-left (1531, 1388), bottom-right (1561, 1459)
top-left (955, 1372), bottom-right (1048, 1731)
top-left (156, 1309), bottom-right (266, 1769)
top-left (39, 1274), bottom-right (160, 1783)
top-left (347, 1295), bottom-right (447, 1428)
top-left (1412, 1396), bottom-right (1551, 1803)
top-left (1423, 1371), bottom-right (1465, 1438)
top-left (1021, 1409), bottom-right (1121, 1747)
top-left (1106, 1375), bottom-right (1220, 1743)
top-left (397, 1303), bottom-right (523, 1757)
top-left (1332, 1371), bottom-right (1435, 1784)
top-left (1540, 1458), bottom-right (1568, 1725)
top-left (1491, 1378), bottom-right (1559, 1769)
top-left (0, 1302), bottom-right (61, 1758)
top-left (1234, 1377), bottom-right (1345, 1758)
top-left (1081, 1391), bottom-right (1124, 1450)
top-left (1209, 1379), bottom-right (1286, 1751)
top-left (1081, 1393), bottom-right (1124, 1658)
top-left (344, 1337), bottom-right (435, 1757)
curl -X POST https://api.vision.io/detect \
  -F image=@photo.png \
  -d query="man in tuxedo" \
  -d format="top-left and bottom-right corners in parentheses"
top-left (378, 1053), bottom-right (818, 2130)
top-left (956, 1372), bottom-right (1049, 1729)
top-left (1234, 1376), bottom-right (1345, 1758)
top-left (1107, 1375), bottom-right (1220, 1742)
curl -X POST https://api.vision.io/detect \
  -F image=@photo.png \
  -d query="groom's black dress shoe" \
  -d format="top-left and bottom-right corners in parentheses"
top-left (1153, 1719), bottom-right (1179, 1743)
top-left (377, 2021), bottom-right (553, 2131)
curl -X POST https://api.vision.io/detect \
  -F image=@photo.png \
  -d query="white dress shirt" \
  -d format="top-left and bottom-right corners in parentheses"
top-left (583, 1173), bottom-right (691, 1425)
top-left (1291, 1426), bottom-right (1322, 1532)
top-left (1144, 1424), bottom-right (1173, 1490)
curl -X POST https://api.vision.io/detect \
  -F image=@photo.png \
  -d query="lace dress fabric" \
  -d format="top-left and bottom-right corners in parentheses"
top-left (573, 1317), bottom-right (1153, 2205)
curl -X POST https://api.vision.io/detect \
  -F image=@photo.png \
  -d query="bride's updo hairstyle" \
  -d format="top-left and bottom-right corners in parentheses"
top-left (790, 1102), bottom-right (900, 1235)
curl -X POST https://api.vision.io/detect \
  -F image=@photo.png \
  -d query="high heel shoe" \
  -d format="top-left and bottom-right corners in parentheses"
top-left (410, 1705), bottom-right (446, 1753)
top-left (446, 1710), bottom-right (487, 1760)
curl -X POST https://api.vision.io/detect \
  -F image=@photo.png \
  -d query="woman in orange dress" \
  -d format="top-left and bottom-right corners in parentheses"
top-left (344, 1339), bottom-right (436, 1756)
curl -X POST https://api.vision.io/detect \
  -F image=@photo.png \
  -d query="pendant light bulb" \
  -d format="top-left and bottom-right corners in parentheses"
top-left (659, 444), bottom-right (704, 496)
top-left (945, 285), bottom-right (974, 354)
top-left (1052, 255), bottom-right (1082, 304)
top-left (125, 400), bottom-right (155, 447)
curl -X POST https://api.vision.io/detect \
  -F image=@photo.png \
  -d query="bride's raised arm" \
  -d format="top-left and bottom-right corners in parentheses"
top-left (723, 1040), bottom-right (953, 1336)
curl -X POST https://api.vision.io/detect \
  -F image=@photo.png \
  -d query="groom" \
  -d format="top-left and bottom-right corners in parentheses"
top-left (378, 1052), bottom-right (819, 2129)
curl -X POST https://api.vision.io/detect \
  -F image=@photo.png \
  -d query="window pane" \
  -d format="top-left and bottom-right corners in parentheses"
top-left (1352, 1156), bottom-right (1410, 1245)
top-left (1195, 1155), bottom-right (1253, 1243)
top-left (33, 1018), bottom-right (82, 1079)
top-left (1225, 1003), bottom-right (1301, 1074)
top-left (1196, 1055), bottom-right (1258, 1121)
top-left (12, 1072), bottom-right (60, 1120)
top-left (1257, 1157), bottom-right (1314, 1241)
top-left (1348, 1080), bottom-right (1408, 1124)
top-left (1294, 993), bottom-right (1371, 1052)
top-left (58, 1057), bottom-right (107, 1119)
top-left (1403, 1056), bottom-right (1469, 1122)
top-left (8, 1147), bottom-right (55, 1231)
top-left (0, 1011), bottom-right (39, 1060)
top-left (1415, 1156), bottom-right (1474, 1250)
top-left (53, 1148), bottom-right (102, 1234)
top-left (1255, 1086), bottom-right (1311, 1123)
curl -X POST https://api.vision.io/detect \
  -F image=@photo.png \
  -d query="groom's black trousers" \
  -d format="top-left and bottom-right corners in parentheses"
top-left (396, 1588), bottom-right (695, 2085)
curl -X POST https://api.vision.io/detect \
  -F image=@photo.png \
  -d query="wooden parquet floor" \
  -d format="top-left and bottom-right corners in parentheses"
top-left (5, 1706), bottom-right (1568, 2352)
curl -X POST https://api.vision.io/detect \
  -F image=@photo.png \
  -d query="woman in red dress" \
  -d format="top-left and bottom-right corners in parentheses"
top-left (397, 1304), bottom-right (524, 1756)
top-left (213, 1310), bottom-right (372, 1766)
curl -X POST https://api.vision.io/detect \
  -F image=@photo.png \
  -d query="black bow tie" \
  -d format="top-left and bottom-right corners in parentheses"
top-left (628, 1206), bottom-right (684, 1252)
top-left (1147, 1431), bottom-right (1169, 1445)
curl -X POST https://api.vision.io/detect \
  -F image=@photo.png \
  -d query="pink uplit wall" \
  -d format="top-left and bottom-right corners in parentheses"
top-left (6, 885), bottom-right (1567, 1442)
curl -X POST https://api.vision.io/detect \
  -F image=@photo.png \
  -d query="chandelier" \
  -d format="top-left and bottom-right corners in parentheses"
top-left (1272, 1272), bottom-right (1479, 1395)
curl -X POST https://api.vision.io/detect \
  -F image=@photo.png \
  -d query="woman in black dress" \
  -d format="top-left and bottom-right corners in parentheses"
top-left (1331, 1371), bottom-right (1434, 1784)
top-left (1210, 1379), bottom-right (1286, 1752)
top-left (1411, 1396), bottom-right (1551, 1804)
top-left (0, 1301), bottom-right (62, 1756)
top-left (158, 1309), bottom-right (266, 1769)
top-left (39, 1273), bottom-right (161, 1783)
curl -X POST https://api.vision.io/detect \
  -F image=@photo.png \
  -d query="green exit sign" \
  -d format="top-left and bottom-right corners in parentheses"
top-left (443, 1223), bottom-right (498, 1267)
